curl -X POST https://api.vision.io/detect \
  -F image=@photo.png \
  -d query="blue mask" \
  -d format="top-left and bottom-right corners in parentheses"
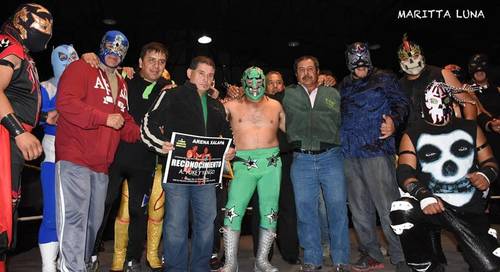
top-left (98, 30), bottom-right (129, 67)
top-left (51, 44), bottom-right (78, 81)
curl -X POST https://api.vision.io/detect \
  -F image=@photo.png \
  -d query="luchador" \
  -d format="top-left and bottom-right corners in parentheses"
top-left (390, 80), bottom-right (500, 272)
top-left (0, 3), bottom-right (52, 271)
top-left (38, 44), bottom-right (78, 272)
top-left (220, 67), bottom-right (286, 272)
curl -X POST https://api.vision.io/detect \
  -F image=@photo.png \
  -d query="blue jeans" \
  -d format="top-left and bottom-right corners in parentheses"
top-left (163, 183), bottom-right (217, 272)
top-left (291, 147), bottom-right (349, 266)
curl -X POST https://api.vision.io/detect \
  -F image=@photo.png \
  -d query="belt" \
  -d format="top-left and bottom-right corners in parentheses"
top-left (293, 148), bottom-right (331, 155)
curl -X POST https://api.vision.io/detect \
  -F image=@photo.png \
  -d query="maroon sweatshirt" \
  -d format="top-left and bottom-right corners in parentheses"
top-left (56, 59), bottom-right (139, 173)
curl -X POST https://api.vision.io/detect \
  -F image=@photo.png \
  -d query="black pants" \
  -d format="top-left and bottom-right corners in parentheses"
top-left (391, 197), bottom-right (500, 272)
top-left (93, 160), bottom-right (155, 261)
top-left (212, 179), bottom-right (228, 254)
top-left (251, 152), bottom-right (298, 261)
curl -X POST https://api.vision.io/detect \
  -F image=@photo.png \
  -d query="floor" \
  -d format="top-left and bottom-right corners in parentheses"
top-left (8, 225), bottom-right (476, 271)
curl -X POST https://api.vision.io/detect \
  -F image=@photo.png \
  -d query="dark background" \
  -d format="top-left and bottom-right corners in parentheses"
top-left (2, 0), bottom-right (500, 87)
top-left (3, 0), bottom-right (500, 254)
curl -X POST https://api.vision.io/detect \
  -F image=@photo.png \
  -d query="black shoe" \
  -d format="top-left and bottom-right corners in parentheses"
top-left (85, 260), bottom-right (100, 272)
top-left (210, 255), bottom-right (223, 271)
top-left (124, 259), bottom-right (142, 272)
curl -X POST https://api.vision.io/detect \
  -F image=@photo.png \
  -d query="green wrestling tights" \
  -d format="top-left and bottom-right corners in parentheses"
top-left (224, 147), bottom-right (281, 231)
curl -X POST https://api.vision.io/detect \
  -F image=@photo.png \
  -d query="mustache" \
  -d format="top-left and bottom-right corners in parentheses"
top-left (301, 75), bottom-right (313, 81)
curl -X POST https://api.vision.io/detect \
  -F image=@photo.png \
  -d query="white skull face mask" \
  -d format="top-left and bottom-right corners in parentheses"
top-left (416, 130), bottom-right (478, 206)
top-left (400, 54), bottom-right (425, 75)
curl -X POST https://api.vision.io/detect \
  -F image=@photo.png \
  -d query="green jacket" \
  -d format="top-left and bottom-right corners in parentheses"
top-left (282, 84), bottom-right (341, 151)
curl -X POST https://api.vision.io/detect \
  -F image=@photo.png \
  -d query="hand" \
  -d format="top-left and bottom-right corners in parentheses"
top-left (318, 74), bottom-right (336, 87)
top-left (14, 132), bottom-right (42, 161)
top-left (225, 147), bottom-right (235, 161)
top-left (468, 172), bottom-right (490, 191)
top-left (227, 85), bottom-right (243, 99)
top-left (122, 67), bottom-right (135, 79)
top-left (379, 114), bottom-right (395, 139)
top-left (106, 113), bottom-right (125, 130)
top-left (46, 110), bottom-right (59, 125)
top-left (208, 86), bottom-right (220, 99)
top-left (490, 118), bottom-right (500, 134)
top-left (422, 197), bottom-right (445, 215)
top-left (161, 141), bottom-right (174, 153)
top-left (81, 52), bottom-right (100, 68)
top-left (161, 83), bottom-right (177, 91)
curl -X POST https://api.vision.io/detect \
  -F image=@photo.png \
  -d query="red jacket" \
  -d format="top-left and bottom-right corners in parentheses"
top-left (56, 59), bottom-right (139, 173)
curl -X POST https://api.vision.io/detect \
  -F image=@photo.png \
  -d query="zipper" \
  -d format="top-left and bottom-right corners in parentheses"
top-left (99, 68), bottom-right (121, 165)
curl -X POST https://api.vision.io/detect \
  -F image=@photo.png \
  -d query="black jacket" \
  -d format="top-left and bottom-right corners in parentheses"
top-left (141, 81), bottom-right (232, 154)
top-left (113, 75), bottom-right (171, 169)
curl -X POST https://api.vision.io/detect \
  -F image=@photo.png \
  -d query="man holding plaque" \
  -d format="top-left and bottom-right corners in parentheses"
top-left (141, 56), bottom-right (235, 272)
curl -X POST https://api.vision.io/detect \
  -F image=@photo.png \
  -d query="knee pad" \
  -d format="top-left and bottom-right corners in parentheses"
top-left (390, 197), bottom-right (421, 235)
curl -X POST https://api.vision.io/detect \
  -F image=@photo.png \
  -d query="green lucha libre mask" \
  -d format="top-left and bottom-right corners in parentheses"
top-left (242, 66), bottom-right (265, 102)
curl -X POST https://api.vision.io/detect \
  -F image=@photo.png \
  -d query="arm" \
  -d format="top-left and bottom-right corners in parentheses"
top-left (141, 90), bottom-right (171, 154)
top-left (442, 69), bottom-right (477, 120)
top-left (39, 85), bottom-right (58, 125)
top-left (386, 75), bottom-right (409, 128)
top-left (397, 134), bottom-right (445, 214)
top-left (468, 126), bottom-right (499, 190)
top-left (278, 103), bottom-right (286, 133)
top-left (120, 111), bottom-right (140, 143)
top-left (380, 75), bottom-right (409, 139)
top-left (0, 55), bottom-right (42, 160)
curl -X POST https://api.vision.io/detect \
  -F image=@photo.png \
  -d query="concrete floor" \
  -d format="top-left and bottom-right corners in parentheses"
top-left (8, 227), bottom-right (476, 272)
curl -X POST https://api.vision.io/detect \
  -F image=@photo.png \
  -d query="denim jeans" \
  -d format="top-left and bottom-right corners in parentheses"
top-left (291, 147), bottom-right (349, 266)
top-left (318, 188), bottom-right (330, 248)
top-left (163, 183), bottom-right (217, 272)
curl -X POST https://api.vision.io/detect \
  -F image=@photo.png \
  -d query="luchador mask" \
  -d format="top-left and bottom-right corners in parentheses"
top-left (345, 42), bottom-right (372, 72)
top-left (422, 81), bottom-right (453, 125)
top-left (398, 34), bottom-right (425, 76)
top-left (99, 30), bottom-right (129, 67)
top-left (51, 44), bottom-right (78, 81)
top-left (242, 66), bottom-right (266, 102)
top-left (468, 54), bottom-right (488, 75)
top-left (4, 3), bottom-right (53, 52)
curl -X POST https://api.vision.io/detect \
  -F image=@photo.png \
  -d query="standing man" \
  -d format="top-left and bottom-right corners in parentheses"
top-left (265, 70), bottom-right (301, 264)
top-left (0, 4), bottom-right (52, 271)
top-left (56, 30), bottom-right (139, 271)
top-left (283, 56), bottom-right (349, 271)
top-left (219, 67), bottom-right (285, 272)
top-left (88, 42), bottom-right (170, 272)
top-left (141, 56), bottom-right (235, 272)
top-left (339, 42), bottom-right (409, 271)
top-left (467, 54), bottom-right (500, 185)
top-left (39, 44), bottom-right (79, 272)
top-left (397, 34), bottom-right (476, 126)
